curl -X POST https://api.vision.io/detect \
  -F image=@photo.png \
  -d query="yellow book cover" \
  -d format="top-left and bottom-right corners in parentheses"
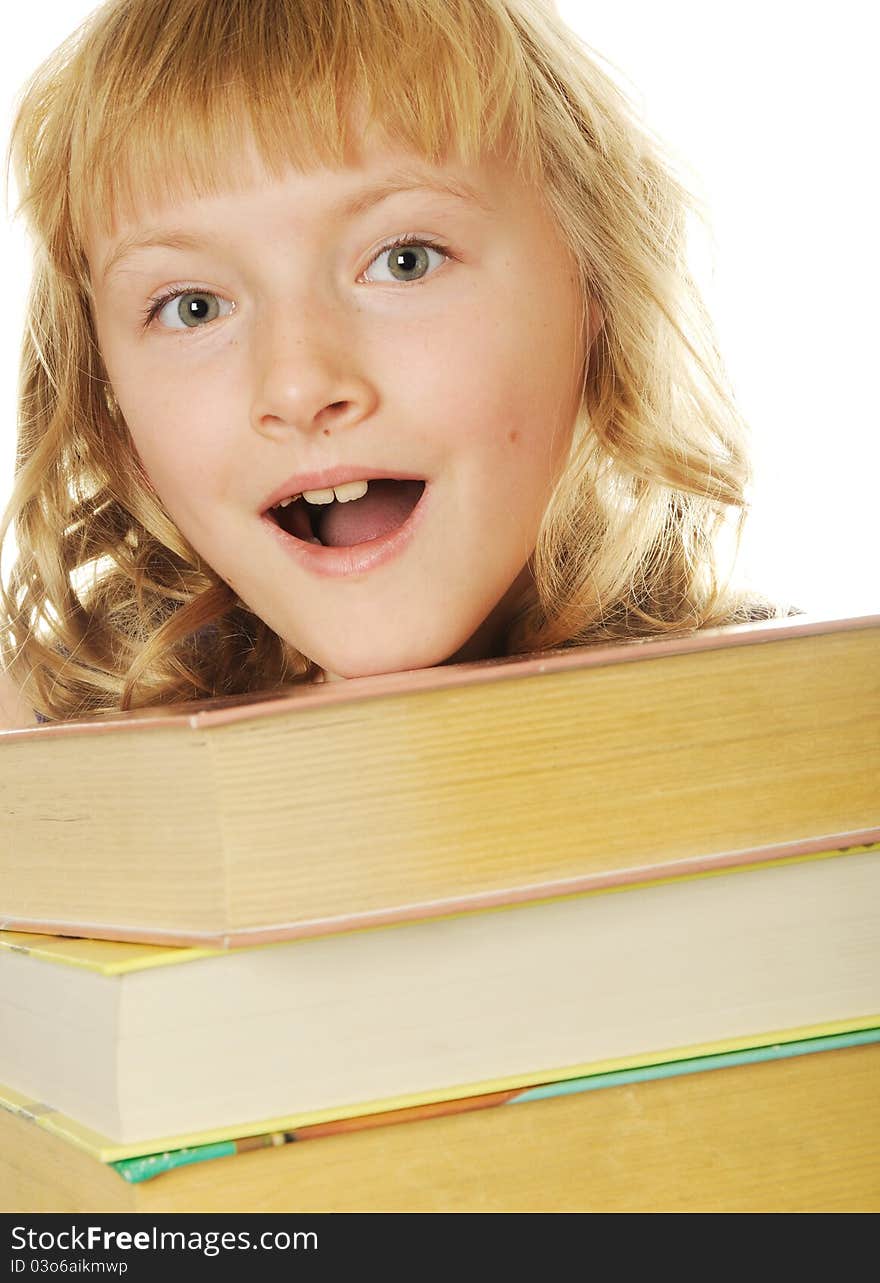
top-left (2, 839), bottom-right (878, 1155)
top-left (3, 1037), bottom-right (879, 1212)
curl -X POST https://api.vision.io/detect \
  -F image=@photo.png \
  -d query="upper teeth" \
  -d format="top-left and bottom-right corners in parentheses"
top-left (276, 480), bottom-right (369, 508)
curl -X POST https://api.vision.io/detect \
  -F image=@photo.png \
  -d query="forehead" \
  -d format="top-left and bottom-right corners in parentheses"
top-left (76, 72), bottom-right (537, 236)
top-left (84, 126), bottom-right (530, 276)
top-left (47, 0), bottom-right (548, 284)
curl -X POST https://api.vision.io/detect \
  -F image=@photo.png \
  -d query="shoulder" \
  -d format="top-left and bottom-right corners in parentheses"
top-left (0, 668), bottom-right (38, 730)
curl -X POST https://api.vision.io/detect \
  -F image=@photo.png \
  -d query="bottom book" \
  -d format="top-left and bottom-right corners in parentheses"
top-left (2, 1034), bottom-right (879, 1213)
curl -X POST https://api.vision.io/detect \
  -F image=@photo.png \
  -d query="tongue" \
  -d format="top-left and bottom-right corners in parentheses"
top-left (316, 479), bottom-right (425, 548)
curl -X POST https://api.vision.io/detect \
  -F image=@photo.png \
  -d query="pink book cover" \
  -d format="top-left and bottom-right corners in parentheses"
top-left (6, 607), bottom-right (877, 739)
top-left (2, 609), bottom-right (878, 948)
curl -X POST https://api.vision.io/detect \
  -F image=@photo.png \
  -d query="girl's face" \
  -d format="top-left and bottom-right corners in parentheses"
top-left (86, 132), bottom-right (586, 678)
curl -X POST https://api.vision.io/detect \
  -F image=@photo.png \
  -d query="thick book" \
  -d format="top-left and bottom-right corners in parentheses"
top-left (1, 611), bottom-right (878, 947)
top-left (2, 1037), bottom-right (878, 1212)
top-left (1, 838), bottom-right (877, 1150)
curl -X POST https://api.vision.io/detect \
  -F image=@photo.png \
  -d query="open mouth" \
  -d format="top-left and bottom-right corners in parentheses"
top-left (267, 479), bottom-right (426, 548)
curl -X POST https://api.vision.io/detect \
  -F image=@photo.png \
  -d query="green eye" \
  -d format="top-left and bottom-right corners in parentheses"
top-left (173, 293), bottom-right (221, 327)
top-left (386, 244), bottom-right (431, 282)
top-left (145, 289), bottom-right (233, 330)
top-left (364, 237), bottom-right (450, 285)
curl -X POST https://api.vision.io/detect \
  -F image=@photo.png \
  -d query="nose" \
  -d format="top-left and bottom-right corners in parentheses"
top-left (249, 300), bottom-right (377, 440)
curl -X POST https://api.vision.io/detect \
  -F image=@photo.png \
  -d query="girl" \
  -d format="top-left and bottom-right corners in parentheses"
top-left (0, 0), bottom-right (790, 727)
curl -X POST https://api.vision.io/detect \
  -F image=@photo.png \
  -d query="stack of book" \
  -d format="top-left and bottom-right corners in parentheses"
top-left (1, 611), bottom-right (879, 1212)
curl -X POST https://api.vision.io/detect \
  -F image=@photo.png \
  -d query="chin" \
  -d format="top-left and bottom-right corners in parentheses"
top-left (316, 653), bottom-right (441, 681)
top-left (312, 632), bottom-right (481, 681)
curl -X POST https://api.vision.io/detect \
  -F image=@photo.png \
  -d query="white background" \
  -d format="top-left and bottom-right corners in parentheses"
top-left (1, 1), bottom-right (877, 615)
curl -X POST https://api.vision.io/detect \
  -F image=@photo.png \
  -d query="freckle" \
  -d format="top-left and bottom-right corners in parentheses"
top-left (323, 428), bottom-right (331, 436)
top-left (509, 429), bottom-right (519, 444)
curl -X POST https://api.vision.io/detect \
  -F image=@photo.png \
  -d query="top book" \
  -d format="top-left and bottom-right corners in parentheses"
top-left (1, 611), bottom-right (878, 947)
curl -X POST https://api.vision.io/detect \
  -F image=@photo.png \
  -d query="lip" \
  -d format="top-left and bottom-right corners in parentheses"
top-left (261, 466), bottom-right (427, 512)
top-left (261, 480), bottom-right (431, 578)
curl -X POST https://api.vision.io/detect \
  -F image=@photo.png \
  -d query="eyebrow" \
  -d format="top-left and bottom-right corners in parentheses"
top-left (100, 171), bottom-right (492, 282)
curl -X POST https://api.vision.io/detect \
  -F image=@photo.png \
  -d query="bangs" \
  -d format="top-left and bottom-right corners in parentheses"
top-left (46, 0), bottom-right (543, 246)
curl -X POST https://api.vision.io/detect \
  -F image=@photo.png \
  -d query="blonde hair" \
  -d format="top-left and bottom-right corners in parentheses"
top-left (1, 0), bottom-right (788, 721)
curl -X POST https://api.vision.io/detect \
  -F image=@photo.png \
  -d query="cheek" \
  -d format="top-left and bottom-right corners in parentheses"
top-left (114, 401), bottom-right (238, 554)
top-left (105, 355), bottom-right (234, 509)
top-left (443, 283), bottom-right (581, 476)
top-left (100, 318), bottom-right (231, 455)
top-left (515, 284), bottom-right (582, 472)
top-left (123, 399), bottom-right (197, 490)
